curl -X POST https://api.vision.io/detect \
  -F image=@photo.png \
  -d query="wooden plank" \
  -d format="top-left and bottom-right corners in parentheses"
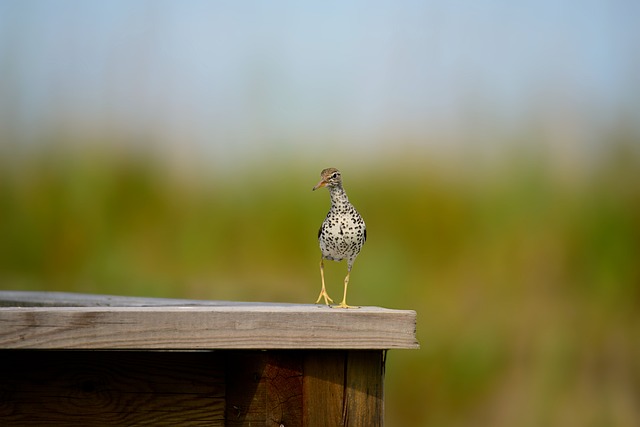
top-left (225, 351), bottom-right (303, 426)
top-left (303, 351), bottom-right (385, 427)
top-left (0, 351), bottom-right (225, 426)
top-left (303, 351), bottom-right (346, 426)
top-left (262, 352), bottom-right (304, 426)
top-left (0, 293), bottom-right (418, 350)
top-left (225, 352), bottom-right (268, 425)
top-left (344, 351), bottom-right (385, 426)
top-left (225, 351), bottom-right (385, 426)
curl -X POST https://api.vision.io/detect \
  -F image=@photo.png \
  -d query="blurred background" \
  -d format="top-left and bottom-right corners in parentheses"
top-left (1, 1), bottom-right (640, 425)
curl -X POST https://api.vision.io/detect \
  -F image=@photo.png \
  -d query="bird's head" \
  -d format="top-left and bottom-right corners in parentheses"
top-left (312, 168), bottom-right (342, 191)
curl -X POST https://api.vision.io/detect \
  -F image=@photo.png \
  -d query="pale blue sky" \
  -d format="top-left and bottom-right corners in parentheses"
top-left (1, 0), bottom-right (639, 166)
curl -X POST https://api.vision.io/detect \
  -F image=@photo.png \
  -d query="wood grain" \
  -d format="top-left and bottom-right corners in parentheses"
top-left (344, 351), bottom-right (385, 426)
top-left (0, 349), bottom-right (388, 426)
top-left (0, 351), bottom-right (225, 426)
top-left (0, 292), bottom-right (418, 350)
top-left (303, 351), bottom-right (346, 426)
top-left (225, 351), bottom-right (303, 426)
top-left (303, 351), bottom-right (385, 427)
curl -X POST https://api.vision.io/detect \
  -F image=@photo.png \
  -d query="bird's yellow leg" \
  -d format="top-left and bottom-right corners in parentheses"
top-left (333, 270), bottom-right (359, 309)
top-left (315, 258), bottom-right (334, 305)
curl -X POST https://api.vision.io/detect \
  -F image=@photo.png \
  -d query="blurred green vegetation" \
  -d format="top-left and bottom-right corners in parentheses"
top-left (1, 134), bottom-right (639, 426)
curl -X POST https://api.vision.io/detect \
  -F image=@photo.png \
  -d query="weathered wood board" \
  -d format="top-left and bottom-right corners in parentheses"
top-left (0, 292), bottom-right (418, 350)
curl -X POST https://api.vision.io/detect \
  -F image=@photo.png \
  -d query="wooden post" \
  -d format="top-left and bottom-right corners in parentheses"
top-left (0, 291), bottom-right (417, 426)
top-left (303, 351), bottom-right (385, 426)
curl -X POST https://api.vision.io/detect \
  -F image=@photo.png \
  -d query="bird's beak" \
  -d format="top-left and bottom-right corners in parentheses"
top-left (312, 179), bottom-right (327, 191)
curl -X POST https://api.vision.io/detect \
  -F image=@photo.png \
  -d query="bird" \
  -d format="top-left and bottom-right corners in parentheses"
top-left (312, 167), bottom-right (366, 308)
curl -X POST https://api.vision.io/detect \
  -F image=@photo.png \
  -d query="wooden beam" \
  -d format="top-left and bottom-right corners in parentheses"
top-left (225, 351), bottom-right (304, 426)
top-left (0, 292), bottom-right (418, 350)
top-left (302, 351), bottom-right (384, 427)
top-left (303, 351), bottom-right (346, 426)
top-left (344, 351), bottom-right (385, 425)
top-left (0, 351), bottom-right (226, 426)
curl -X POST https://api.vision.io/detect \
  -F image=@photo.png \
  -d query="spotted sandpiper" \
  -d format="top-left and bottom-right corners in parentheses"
top-left (312, 168), bottom-right (367, 308)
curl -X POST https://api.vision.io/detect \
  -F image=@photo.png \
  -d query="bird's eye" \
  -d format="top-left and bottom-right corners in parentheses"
top-left (331, 173), bottom-right (339, 179)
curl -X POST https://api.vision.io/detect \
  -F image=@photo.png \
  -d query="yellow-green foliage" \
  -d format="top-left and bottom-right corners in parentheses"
top-left (1, 136), bottom-right (639, 426)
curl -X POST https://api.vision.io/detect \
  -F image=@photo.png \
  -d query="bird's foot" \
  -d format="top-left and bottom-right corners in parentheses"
top-left (331, 301), bottom-right (359, 309)
top-left (315, 289), bottom-right (334, 305)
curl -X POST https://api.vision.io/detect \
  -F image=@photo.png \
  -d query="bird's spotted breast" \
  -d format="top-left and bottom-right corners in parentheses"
top-left (318, 204), bottom-right (366, 263)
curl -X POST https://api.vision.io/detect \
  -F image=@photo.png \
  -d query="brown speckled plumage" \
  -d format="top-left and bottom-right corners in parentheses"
top-left (312, 168), bottom-right (366, 308)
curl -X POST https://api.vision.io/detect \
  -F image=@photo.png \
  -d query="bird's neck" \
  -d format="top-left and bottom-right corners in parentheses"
top-left (328, 185), bottom-right (350, 207)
